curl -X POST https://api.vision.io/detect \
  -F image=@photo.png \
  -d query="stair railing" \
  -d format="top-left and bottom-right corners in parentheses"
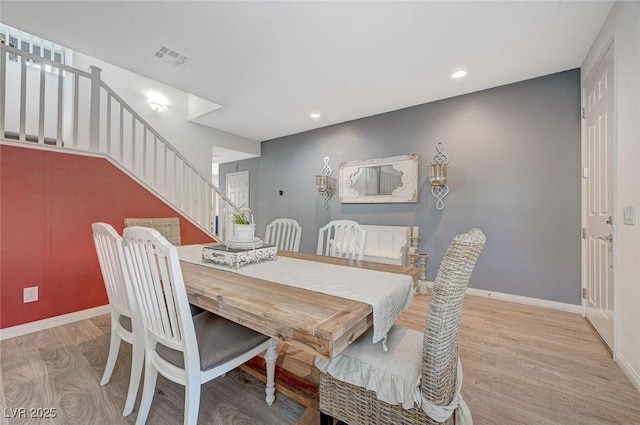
top-left (0, 43), bottom-right (238, 240)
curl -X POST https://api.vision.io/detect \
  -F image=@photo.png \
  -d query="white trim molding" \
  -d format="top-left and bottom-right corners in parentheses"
top-left (465, 287), bottom-right (582, 314)
top-left (0, 139), bottom-right (217, 241)
top-left (0, 305), bottom-right (110, 341)
top-left (615, 352), bottom-right (640, 394)
top-left (423, 281), bottom-right (582, 314)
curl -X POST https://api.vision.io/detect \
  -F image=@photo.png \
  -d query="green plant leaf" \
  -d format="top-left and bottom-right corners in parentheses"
top-left (231, 212), bottom-right (250, 224)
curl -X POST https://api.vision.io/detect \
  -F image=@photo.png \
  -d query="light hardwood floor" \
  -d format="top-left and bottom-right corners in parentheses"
top-left (0, 315), bottom-right (304, 425)
top-left (449, 295), bottom-right (640, 425)
top-left (2, 294), bottom-right (640, 425)
top-left (291, 293), bottom-right (640, 425)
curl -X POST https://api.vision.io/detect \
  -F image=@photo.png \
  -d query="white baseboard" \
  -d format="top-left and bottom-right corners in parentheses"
top-left (423, 281), bottom-right (582, 314)
top-left (0, 305), bottom-right (110, 341)
top-left (615, 352), bottom-right (640, 394)
top-left (466, 287), bottom-right (582, 314)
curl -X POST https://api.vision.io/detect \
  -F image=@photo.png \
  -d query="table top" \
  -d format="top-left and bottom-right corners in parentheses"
top-left (180, 250), bottom-right (422, 359)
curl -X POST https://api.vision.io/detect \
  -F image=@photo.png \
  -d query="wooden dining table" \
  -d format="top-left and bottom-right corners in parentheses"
top-left (180, 250), bottom-right (422, 359)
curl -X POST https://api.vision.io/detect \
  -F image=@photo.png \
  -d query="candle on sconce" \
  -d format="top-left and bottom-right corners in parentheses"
top-left (412, 226), bottom-right (419, 238)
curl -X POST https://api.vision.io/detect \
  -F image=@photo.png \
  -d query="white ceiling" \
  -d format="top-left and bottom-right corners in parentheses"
top-left (1, 1), bottom-right (613, 147)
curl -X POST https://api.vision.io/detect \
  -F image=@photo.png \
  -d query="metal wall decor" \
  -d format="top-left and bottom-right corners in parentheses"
top-left (428, 142), bottom-right (449, 210)
top-left (315, 156), bottom-right (335, 209)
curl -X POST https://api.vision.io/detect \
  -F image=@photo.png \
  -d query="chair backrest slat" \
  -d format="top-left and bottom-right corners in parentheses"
top-left (265, 218), bottom-right (302, 252)
top-left (122, 226), bottom-right (195, 355)
top-left (92, 222), bottom-right (131, 316)
top-left (317, 220), bottom-right (366, 260)
top-left (421, 228), bottom-right (486, 407)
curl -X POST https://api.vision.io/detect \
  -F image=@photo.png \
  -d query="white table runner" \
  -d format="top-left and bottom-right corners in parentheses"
top-left (177, 245), bottom-right (414, 346)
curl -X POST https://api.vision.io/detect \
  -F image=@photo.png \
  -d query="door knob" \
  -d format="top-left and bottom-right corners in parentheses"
top-left (597, 234), bottom-right (613, 243)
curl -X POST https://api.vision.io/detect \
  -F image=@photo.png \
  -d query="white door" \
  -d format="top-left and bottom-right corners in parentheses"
top-left (225, 171), bottom-right (249, 241)
top-left (226, 171), bottom-right (249, 209)
top-left (583, 43), bottom-right (614, 351)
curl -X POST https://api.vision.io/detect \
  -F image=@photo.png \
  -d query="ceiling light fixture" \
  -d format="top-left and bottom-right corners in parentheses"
top-left (451, 70), bottom-right (468, 79)
top-left (147, 92), bottom-right (168, 112)
top-left (148, 101), bottom-right (166, 112)
top-left (310, 113), bottom-right (321, 120)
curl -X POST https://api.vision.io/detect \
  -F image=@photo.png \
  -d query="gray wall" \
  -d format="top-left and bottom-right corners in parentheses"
top-left (221, 70), bottom-right (581, 304)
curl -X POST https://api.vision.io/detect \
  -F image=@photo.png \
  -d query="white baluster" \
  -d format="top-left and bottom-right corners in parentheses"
top-left (88, 66), bottom-right (101, 152)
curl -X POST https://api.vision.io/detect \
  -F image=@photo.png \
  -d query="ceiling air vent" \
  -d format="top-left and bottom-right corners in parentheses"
top-left (154, 45), bottom-right (191, 66)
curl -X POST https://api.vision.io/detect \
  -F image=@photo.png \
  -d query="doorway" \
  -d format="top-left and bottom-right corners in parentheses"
top-left (225, 171), bottom-right (250, 242)
top-left (583, 42), bottom-right (615, 352)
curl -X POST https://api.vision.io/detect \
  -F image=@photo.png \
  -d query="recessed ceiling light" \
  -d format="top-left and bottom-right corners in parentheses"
top-left (310, 113), bottom-right (321, 119)
top-left (451, 70), bottom-right (468, 79)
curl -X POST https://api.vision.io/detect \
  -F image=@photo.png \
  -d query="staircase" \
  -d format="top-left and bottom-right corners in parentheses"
top-left (0, 43), bottom-right (239, 241)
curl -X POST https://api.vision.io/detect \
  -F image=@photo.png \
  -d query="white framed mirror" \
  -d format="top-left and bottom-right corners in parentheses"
top-left (339, 154), bottom-right (418, 203)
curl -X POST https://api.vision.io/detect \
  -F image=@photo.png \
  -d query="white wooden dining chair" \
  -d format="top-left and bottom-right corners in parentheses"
top-left (91, 222), bottom-right (144, 417)
top-left (317, 220), bottom-right (367, 260)
top-left (121, 226), bottom-right (278, 425)
top-left (265, 218), bottom-right (302, 251)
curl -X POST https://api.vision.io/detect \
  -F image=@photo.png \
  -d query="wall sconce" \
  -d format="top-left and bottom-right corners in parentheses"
top-left (315, 156), bottom-right (335, 209)
top-left (148, 100), bottom-right (166, 112)
top-left (428, 142), bottom-right (449, 210)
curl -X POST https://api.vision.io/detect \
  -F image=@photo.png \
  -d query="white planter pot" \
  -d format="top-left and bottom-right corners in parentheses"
top-left (233, 223), bottom-right (255, 242)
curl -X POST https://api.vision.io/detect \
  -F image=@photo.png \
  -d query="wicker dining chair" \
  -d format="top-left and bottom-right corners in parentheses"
top-left (124, 217), bottom-right (181, 246)
top-left (316, 228), bottom-right (486, 425)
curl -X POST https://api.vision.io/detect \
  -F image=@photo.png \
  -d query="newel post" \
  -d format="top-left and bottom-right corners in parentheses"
top-left (89, 65), bottom-right (102, 152)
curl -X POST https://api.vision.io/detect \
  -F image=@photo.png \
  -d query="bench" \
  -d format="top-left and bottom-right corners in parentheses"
top-left (360, 225), bottom-right (411, 266)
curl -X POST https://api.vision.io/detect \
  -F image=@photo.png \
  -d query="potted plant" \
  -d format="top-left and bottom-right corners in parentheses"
top-left (231, 211), bottom-right (255, 242)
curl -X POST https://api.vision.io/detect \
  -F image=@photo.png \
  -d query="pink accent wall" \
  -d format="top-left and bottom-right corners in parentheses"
top-left (0, 145), bottom-right (215, 329)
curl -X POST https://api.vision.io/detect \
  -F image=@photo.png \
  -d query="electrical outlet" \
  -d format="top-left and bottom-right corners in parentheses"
top-left (23, 286), bottom-right (38, 303)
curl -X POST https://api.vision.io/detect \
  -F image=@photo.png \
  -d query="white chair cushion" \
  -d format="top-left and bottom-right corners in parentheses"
top-left (315, 325), bottom-right (423, 409)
